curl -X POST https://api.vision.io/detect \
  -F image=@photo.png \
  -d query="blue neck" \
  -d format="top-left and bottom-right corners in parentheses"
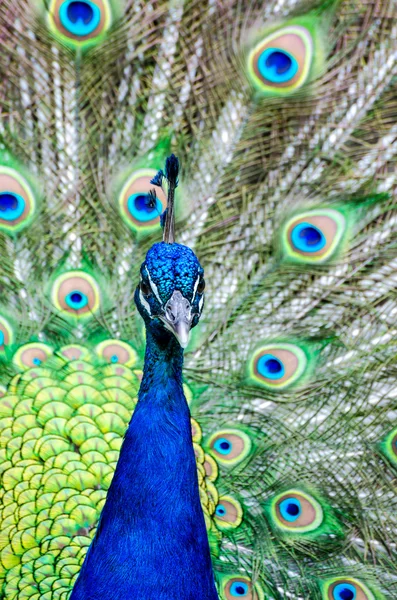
top-left (71, 330), bottom-right (219, 600)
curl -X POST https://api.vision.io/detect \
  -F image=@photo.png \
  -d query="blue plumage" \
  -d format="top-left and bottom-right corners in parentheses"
top-left (143, 242), bottom-right (204, 303)
top-left (71, 242), bottom-right (216, 599)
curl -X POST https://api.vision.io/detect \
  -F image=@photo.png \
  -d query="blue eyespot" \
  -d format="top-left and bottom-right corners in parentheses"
top-left (111, 354), bottom-right (119, 363)
top-left (291, 222), bottom-right (326, 253)
top-left (213, 438), bottom-right (232, 455)
top-left (279, 497), bottom-right (301, 522)
top-left (257, 354), bottom-right (285, 380)
top-left (127, 193), bottom-right (162, 223)
top-left (0, 331), bottom-right (4, 346)
top-left (65, 291), bottom-right (89, 310)
top-left (0, 192), bottom-right (25, 221)
top-left (230, 582), bottom-right (249, 596)
top-left (215, 504), bottom-right (226, 517)
top-left (32, 357), bottom-right (42, 366)
top-left (333, 583), bottom-right (357, 600)
top-left (257, 48), bottom-right (298, 83)
top-left (59, 1), bottom-right (101, 36)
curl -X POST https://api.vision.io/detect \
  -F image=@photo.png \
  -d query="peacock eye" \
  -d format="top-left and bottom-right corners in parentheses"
top-left (0, 166), bottom-right (37, 234)
top-left (247, 25), bottom-right (314, 95)
top-left (214, 495), bottom-right (243, 530)
top-left (96, 339), bottom-right (138, 367)
top-left (118, 169), bottom-right (167, 237)
top-left (140, 280), bottom-right (152, 297)
top-left (249, 342), bottom-right (308, 390)
top-left (13, 343), bottom-right (53, 370)
top-left (323, 577), bottom-right (374, 600)
top-left (51, 271), bottom-right (101, 320)
top-left (222, 576), bottom-right (265, 600)
top-left (47, 0), bottom-right (113, 46)
top-left (283, 209), bottom-right (346, 264)
top-left (332, 583), bottom-right (357, 600)
top-left (207, 428), bottom-right (252, 467)
top-left (0, 316), bottom-right (14, 351)
top-left (197, 277), bottom-right (206, 294)
top-left (271, 490), bottom-right (324, 532)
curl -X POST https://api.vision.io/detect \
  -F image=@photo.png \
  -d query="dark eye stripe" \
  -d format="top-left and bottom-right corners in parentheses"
top-left (140, 280), bottom-right (152, 296)
top-left (197, 278), bottom-right (206, 294)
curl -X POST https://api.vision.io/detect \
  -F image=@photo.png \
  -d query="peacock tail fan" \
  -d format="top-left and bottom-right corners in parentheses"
top-left (0, 0), bottom-right (397, 598)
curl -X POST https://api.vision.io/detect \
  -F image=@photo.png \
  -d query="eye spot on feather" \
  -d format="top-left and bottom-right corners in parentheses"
top-left (249, 343), bottom-right (307, 390)
top-left (333, 584), bottom-right (356, 600)
top-left (214, 495), bottom-right (243, 530)
top-left (0, 167), bottom-right (37, 234)
top-left (13, 343), bottom-right (53, 370)
top-left (323, 578), bottom-right (375, 600)
top-left (51, 272), bottom-right (101, 320)
top-left (95, 340), bottom-right (138, 367)
top-left (222, 576), bottom-right (264, 599)
top-left (66, 291), bottom-right (88, 310)
top-left (204, 454), bottom-right (218, 481)
top-left (214, 438), bottom-right (232, 454)
top-left (257, 355), bottom-right (284, 379)
top-left (230, 582), bottom-right (249, 597)
top-left (291, 222), bottom-right (326, 252)
top-left (0, 316), bottom-right (13, 351)
top-left (118, 169), bottom-right (166, 236)
top-left (208, 429), bottom-right (252, 466)
top-left (47, 0), bottom-right (112, 44)
top-left (248, 26), bottom-right (313, 94)
top-left (279, 497), bottom-right (301, 520)
top-left (283, 209), bottom-right (346, 263)
top-left (272, 490), bottom-right (323, 532)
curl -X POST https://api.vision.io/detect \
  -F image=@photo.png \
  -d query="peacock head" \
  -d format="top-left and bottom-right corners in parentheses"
top-left (135, 242), bottom-right (205, 349)
top-left (134, 155), bottom-right (205, 348)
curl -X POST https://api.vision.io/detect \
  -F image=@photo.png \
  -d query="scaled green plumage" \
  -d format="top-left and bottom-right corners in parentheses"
top-left (0, 347), bottom-right (232, 597)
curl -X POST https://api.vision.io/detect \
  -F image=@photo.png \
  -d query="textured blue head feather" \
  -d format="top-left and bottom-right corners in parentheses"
top-left (135, 242), bottom-right (205, 348)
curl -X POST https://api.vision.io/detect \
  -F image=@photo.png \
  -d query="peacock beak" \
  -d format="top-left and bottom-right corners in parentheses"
top-left (159, 290), bottom-right (192, 349)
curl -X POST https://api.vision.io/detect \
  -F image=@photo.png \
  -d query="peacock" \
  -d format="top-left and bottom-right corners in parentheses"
top-left (0, 0), bottom-right (397, 598)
